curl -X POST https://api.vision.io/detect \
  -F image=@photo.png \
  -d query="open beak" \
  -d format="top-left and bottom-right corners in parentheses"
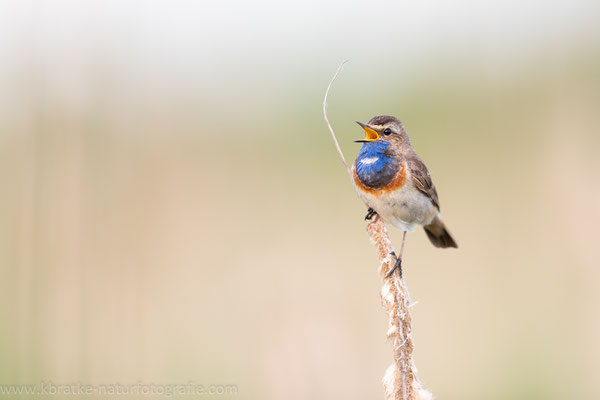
top-left (354, 121), bottom-right (379, 143)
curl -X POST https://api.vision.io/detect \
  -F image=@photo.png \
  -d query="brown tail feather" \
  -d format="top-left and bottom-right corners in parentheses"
top-left (424, 216), bottom-right (458, 248)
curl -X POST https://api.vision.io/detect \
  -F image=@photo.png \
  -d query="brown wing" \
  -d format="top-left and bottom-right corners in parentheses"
top-left (408, 156), bottom-right (440, 210)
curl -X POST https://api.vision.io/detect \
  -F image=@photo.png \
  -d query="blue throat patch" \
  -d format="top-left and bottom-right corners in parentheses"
top-left (355, 140), bottom-right (398, 188)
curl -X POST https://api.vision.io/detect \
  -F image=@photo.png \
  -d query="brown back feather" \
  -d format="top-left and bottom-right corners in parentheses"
top-left (407, 155), bottom-right (440, 210)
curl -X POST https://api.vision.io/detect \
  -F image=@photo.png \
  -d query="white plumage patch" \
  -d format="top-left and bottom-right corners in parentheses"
top-left (360, 156), bottom-right (379, 165)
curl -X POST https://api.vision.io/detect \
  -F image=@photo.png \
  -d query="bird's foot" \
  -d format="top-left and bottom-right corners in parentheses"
top-left (364, 208), bottom-right (377, 221)
top-left (386, 251), bottom-right (402, 278)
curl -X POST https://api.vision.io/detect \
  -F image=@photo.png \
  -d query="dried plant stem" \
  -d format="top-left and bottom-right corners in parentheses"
top-left (367, 216), bottom-right (432, 400)
top-left (322, 63), bottom-right (433, 400)
top-left (322, 60), bottom-right (351, 176)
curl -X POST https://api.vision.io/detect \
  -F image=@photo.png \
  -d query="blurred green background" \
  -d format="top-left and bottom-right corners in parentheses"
top-left (1, 1), bottom-right (599, 399)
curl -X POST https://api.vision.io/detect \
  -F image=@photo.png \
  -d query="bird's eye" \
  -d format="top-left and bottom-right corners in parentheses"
top-left (383, 128), bottom-right (392, 136)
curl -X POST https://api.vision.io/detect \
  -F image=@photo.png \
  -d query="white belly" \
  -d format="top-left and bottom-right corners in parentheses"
top-left (355, 180), bottom-right (437, 232)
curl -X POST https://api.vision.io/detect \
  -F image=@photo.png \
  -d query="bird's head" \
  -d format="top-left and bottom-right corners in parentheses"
top-left (355, 115), bottom-right (409, 148)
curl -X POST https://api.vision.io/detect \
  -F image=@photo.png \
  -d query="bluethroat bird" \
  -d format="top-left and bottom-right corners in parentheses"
top-left (353, 115), bottom-right (457, 277)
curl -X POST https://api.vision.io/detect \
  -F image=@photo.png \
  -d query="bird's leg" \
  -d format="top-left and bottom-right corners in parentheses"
top-left (387, 231), bottom-right (407, 278)
top-left (364, 208), bottom-right (377, 220)
top-left (388, 257), bottom-right (402, 278)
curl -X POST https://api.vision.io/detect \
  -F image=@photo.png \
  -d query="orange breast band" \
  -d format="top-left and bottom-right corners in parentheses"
top-left (353, 163), bottom-right (407, 197)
